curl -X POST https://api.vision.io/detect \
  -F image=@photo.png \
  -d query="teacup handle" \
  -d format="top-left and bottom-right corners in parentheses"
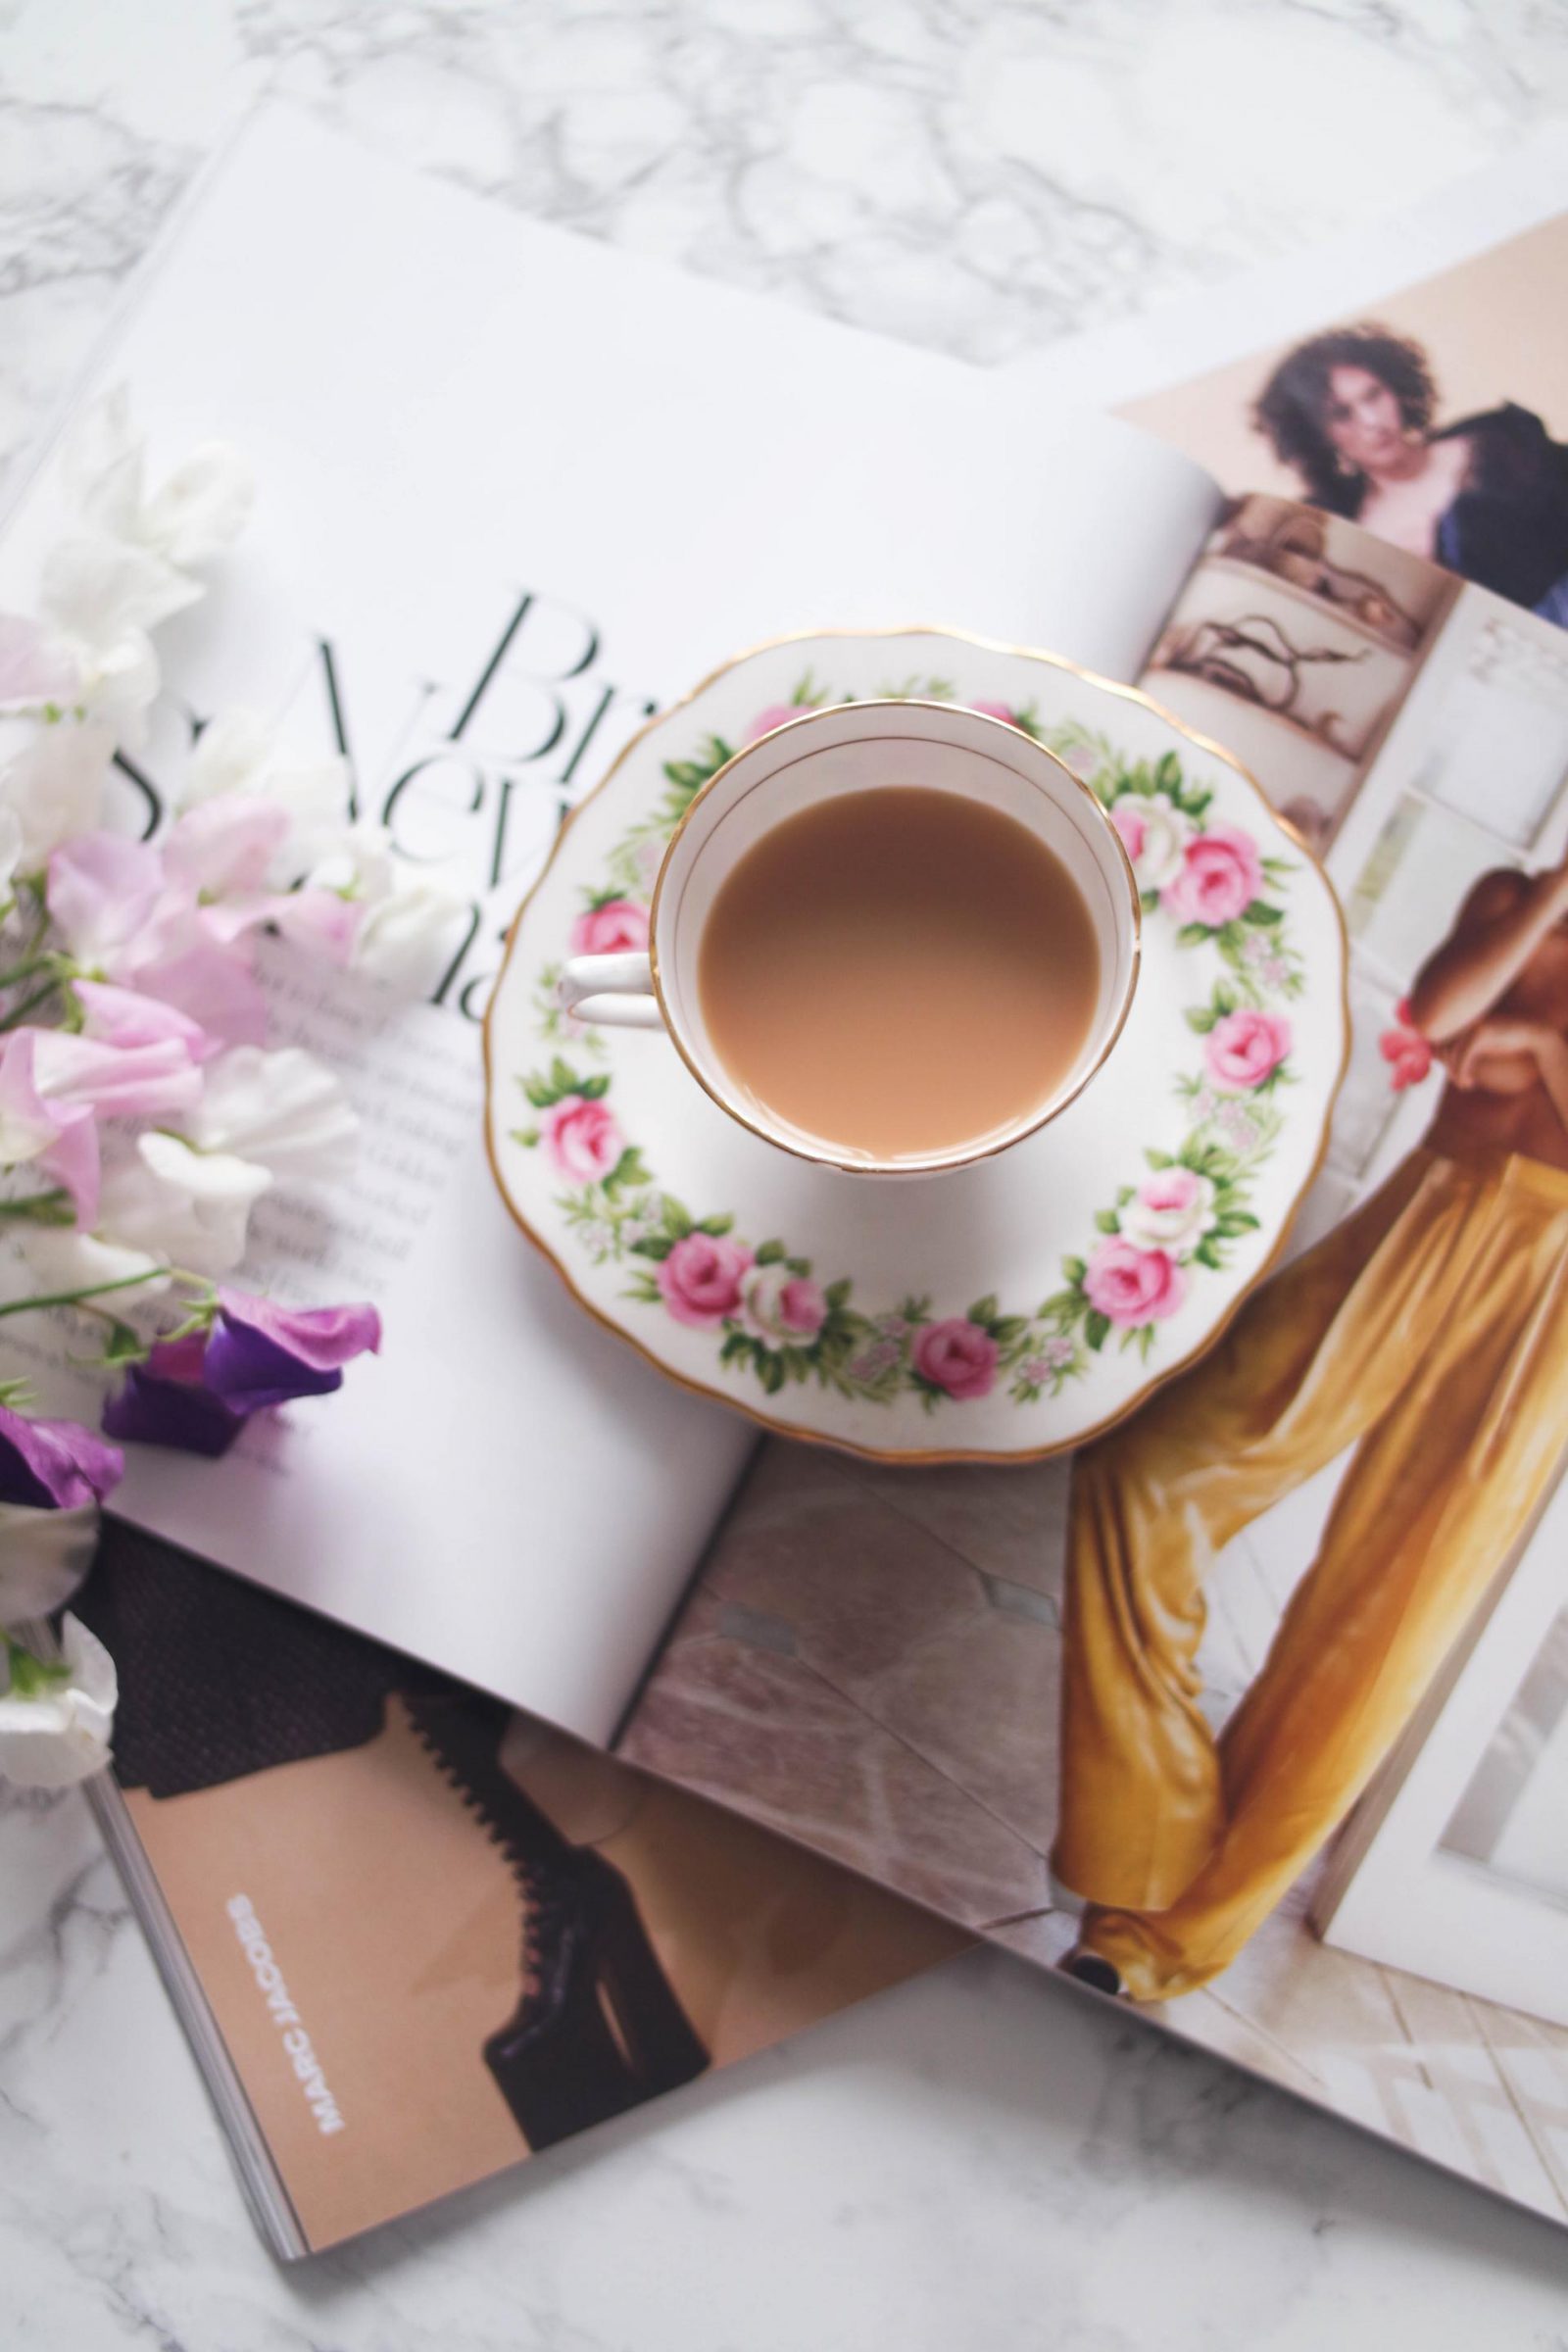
top-left (558, 951), bottom-right (664, 1031)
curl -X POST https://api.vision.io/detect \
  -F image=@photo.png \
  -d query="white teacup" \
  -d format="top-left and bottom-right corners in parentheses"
top-left (558, 699), bottom-right (1141, 1176)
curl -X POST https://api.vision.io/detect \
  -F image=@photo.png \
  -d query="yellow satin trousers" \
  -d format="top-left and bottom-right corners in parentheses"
top-left (1055, 1145), bottom-right (1568, 1999)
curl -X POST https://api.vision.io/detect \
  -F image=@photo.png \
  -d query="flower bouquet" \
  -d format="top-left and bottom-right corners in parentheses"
top-left (0, 394), bottom-right (462, 1787)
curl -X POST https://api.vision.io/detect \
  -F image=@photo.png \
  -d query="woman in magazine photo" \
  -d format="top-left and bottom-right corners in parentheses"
top-left (1054, 840), bottom-right (1568, 2002)
top-left (1252, 323), bottom-right (1568, 623)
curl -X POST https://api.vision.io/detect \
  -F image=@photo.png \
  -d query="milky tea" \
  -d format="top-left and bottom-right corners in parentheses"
top-left (697, 786), bottom-right (1102, 1164)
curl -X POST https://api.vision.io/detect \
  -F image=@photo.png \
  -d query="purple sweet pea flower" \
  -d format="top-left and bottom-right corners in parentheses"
top-left (0, 1402), bottom-right (122, 1510)
top-left (102, 1294), bottom-right (381, 1457)
top-left (204, 1290), bottom-right (382, 1412)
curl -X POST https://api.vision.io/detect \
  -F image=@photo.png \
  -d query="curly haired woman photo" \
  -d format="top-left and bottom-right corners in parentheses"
top-left (1253, 323), bottom-right (1568, 622)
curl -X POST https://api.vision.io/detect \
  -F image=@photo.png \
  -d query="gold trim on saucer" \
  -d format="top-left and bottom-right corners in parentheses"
top-left (481, 624), bottom-right (1351, 1468)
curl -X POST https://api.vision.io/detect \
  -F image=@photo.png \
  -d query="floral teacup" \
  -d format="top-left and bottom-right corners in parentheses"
top-left (558, 699), bottom-right (1142, 1177)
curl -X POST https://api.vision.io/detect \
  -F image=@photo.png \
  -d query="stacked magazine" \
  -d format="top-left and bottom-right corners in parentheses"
top-left (6, 106), bottom-right (1568, 2253)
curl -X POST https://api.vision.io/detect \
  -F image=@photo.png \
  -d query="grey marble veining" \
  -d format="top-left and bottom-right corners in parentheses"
top-left (4, 2), bottom-right (1568, 2343)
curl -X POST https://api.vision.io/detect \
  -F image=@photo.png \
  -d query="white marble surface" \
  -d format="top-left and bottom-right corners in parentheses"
top-left (3, 1), bottom-right (1568, 2341)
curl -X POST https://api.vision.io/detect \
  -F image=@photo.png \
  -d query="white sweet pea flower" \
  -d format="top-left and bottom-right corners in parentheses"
top-left (62, 386), bottom-right (254, 569)
top-left (175, 1045), bottom-right (359, 1186)
top-left (0, 1501), bottom-right (101, 1623)
top-left (180, 709), bottom-right (352, 879)
top-left (98, 1132), bottom-right (271, 1279)
top-left (0, 717), bottom-right (118, 863)
top-left (0, 1612), bottom-right (116, 1788)
top-left (13, 1221), bottom-right (169, 1298)
top-left (352, 876), bottom-right (468, 993)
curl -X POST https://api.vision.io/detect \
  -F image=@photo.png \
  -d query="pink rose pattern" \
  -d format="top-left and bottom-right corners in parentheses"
top-left (1162, 823), bottom-right (1264, 927)
top-left (1083, 1238), bottom-right (1187, 1327)
top-left (656, 1233), bottom-right (753, 1327)
top-left (570, 899), bottom-right (650, 956)
top-left (912, 1318), bottom-right (1000, 1399)
top-left (518, 683), bottom-right (1308, 1411)
top-left (540, 1093), bottom-right (622, 1182)
top-left (1203, 1007), bottom-right (1292, 1095)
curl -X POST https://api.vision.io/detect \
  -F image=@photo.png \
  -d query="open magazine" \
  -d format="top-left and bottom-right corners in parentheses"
top-left (4, 107), bottom-right (1566, 2232)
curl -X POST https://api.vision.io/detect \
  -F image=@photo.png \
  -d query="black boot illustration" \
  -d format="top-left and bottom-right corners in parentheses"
top-left (404, 1690), bottom-right (710, 2149)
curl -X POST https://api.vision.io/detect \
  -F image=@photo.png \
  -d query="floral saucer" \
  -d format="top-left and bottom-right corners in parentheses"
top-left (484, 629), bottom-right (1348, 1463)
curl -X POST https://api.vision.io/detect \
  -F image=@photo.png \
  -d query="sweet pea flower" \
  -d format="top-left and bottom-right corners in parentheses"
top-left (62, 387), bottom-right (255, 570)
top-left (540, 1093), bottom-right (622, 1183)
top-left (912, 1317), bottom-right (999, 1399)
top-left (161, 795), bottom-right (291, 900)
top-left (570, 899), bottom-right (650, 956)
top-left (102, 1292), bottom-right (381, 1457)
top-left (741, 1265), bottom-right (828, 1345)
top-left (1119, 1168), bottom-right (1216, 1256)
top-left (656, 1233), bottom-right (753, 1327)
top-left (0, 1613), bottom-right (117, 1788)
top-left (1203, 1007), bottom-right (1293, 1095)
top-left (97, 1133), bottom-right (271, 1278)
top-left (0, 721), bottom-right (118, 865)
top-left (1163, 824), bottom-right (1264, 928)
top-left (0, 1400), bottom-right (122, 1512)
top-left (0, 1028), bottom-right (206, 1224)
top-left (351, 878), bottom-right (467, 993)
top-left (47, 830), bottom-right (170, 968)
top-left (0, 614), bottom-right (80, 713)
top-left (0, 1501), bottom-right (104, 1625)
top-left (175, 1046), bottom-right (359, 1186)
top-left (73, 978), bottom-right (217, 1061)
top-left (1083, 1237), bottom-right (1187, 1326)
top-left (179, 710), bottom-right (351, 878)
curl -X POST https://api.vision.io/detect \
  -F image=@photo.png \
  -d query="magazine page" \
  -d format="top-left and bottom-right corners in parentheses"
top-left (616, 518), bottom-right (1568, 2222)
top-left (74, 1524), bottom-right (961, 2258)
top-left (0, 103), bottom-right (1222, 1741)
top-left (1098, 198), bottom-right (1568, 637)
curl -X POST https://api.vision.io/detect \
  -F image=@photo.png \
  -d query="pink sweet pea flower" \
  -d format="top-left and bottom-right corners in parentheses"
top-left (0, 1029), bottom-right (205, 1225)
top-left (1203, 1007), bottom-right (1293, 1094)
top-left (73, 977), bottom-right (217, 1061)
top-left (122, 938), bottom-right (270, 1049)
top-left (912, 1316), bottom-right (1000, 1399)
top-left (1163, 825), bottom-right (1264, 928)
top-left (540, 1094), bottom-right (622, 1183)
top-left (47, 833), bottom-right (165, 965)
top-left (1083, 1237), bottom-right (1187, 1326)
top-left (656, 1233), bottom-right (753, 1327)
top-left (161, 796), bottom-right (290, 899)
top-left (569, 899), bottom-right (651, 957)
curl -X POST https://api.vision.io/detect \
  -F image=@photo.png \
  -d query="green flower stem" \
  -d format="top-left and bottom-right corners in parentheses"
top-left (0, 1268), bottom-right (170, 1319)
top-left (0, 977), bottom-right (64, 1032)
top-left (0, 1190), bottom-right (74, 1224)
